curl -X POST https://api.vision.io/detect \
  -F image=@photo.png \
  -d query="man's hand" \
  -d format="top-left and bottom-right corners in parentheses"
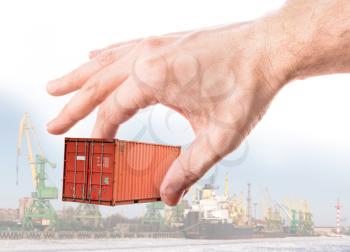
top-left (46, 0), bottom-right (350, 206)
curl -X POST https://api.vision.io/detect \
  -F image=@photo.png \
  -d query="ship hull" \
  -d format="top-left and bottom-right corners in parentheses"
top-left (183, 222), bottom-right (254, 239)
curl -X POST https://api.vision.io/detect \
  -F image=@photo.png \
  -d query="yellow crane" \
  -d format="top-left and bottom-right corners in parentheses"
top-left (224, 172), bottom-right (229, 198)
top-left (16, 113), bottom-right (58, 229)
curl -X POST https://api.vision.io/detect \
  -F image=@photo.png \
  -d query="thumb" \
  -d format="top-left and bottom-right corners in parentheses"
top-left (160, 129), bottom-right (233, 206)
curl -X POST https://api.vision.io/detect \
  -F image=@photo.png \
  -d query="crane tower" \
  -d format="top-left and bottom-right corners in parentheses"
top-left (16, 113), bottom-right (58, 230)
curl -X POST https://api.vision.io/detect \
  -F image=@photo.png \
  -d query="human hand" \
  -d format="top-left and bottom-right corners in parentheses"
top-left (46, 21), bottom-right (287, 206)
top-left (47, 0), bottom-right (350, 206)
top-left (46, 22), bottom-right (284, 205)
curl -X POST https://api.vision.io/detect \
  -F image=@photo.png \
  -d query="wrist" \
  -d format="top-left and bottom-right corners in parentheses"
top-left (255, 0), bottom-right (350, 85)
top-left (225, 17), bottom-right (300, 92)
top-left (249, 14), bottom-right (305, 89)
top-left (232, 20), bottom-right (294, 92)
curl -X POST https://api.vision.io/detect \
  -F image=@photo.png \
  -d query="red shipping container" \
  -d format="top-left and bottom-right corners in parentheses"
top-left (62, 138), bottom-right (181, 206)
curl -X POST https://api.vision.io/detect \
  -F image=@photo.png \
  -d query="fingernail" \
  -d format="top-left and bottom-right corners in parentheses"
top-left (46, 81), bottom-right (57, 94)
top-left (46, 121), bottom-right (53, 131)
top-left (165, 185), bottom-right (177, 195)
top-left (46, 119), bottom-right (57, 131)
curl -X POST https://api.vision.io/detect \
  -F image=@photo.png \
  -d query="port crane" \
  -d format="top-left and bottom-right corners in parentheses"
top-left (261, 187), bottom-right (283, 232)
top-left (16, 113), bottom-right (58, 230)
top-left (274, 200), bottom-right (297, 234)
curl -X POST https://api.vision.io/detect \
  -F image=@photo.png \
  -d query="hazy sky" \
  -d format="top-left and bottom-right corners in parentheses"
top-left (1, 0), bottom-right (350, 226)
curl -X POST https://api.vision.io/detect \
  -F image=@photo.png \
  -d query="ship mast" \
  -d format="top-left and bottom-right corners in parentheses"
top-left (247, 183), bottom-right (252, 226)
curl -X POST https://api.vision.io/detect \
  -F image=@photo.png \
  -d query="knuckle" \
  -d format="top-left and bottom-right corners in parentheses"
top-left (68, 69), bottom-right (81, 84)
top-left (82, 81), bottom-right (99, 96)
top-left (64, 104), bottom-right (82, 123)
top-left (113, 94), bottom-right (136, 117)
top-left (142, 54), bottom-right (168, 78)
top-left (81, 79), bottom-right (106, 104)
top-left (141, 36), bottom-right (162, 50)
top-left (133, 54), bottom-right (167, 89)
top-left (95, 50), bottom-right (116, 66)
top-left (141, 55), bottom-right (163, 72)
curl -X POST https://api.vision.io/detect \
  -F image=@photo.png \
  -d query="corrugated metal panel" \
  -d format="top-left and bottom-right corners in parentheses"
top-left (62, 138), bottom-right (180, 206)
top-left (113, 140), bottom-right (181, 204)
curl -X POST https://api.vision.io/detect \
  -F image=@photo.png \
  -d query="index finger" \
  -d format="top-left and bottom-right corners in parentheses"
top-left (48, 44), bottom-right (134, 96)
top-left (47, 58), bottom-right (130, 134)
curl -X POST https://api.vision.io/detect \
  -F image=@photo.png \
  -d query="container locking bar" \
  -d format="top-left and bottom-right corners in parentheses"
top-left (88, 140), bottom-right (94, 203)
top-left (73, 139), bottom-right (78, 201)
top-left (98, 141), bottom-right (104, 204)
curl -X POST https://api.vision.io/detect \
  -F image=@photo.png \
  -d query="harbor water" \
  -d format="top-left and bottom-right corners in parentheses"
top-left (1, 237), bottom-right (350, 252)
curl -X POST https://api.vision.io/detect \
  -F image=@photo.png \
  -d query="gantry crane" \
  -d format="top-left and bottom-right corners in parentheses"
top-left (277, 199), bottom-right (299, 234)
top-left (16, 113), bottom-right (58, 230)
top-left (261, 187), bottom-right (283, 232)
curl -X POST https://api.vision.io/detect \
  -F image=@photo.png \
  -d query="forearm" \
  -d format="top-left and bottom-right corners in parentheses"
top-left (256, 0), bottom-right (350, 86)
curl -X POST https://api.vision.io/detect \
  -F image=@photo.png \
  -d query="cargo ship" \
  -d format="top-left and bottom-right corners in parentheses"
top-left (182, 183), bottom-right (255, 239)
top-left (181, 176), bottom-right (314, 239)
top-left (183, 211), bottom-right (254, 239)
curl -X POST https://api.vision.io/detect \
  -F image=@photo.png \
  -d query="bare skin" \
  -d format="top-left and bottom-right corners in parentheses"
top-left (47, 0), bottom-right (350, 206)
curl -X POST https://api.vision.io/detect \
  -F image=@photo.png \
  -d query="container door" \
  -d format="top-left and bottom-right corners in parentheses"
top-left (86, 141), bottom-right (115, 204)
top-left (63, 140), bottom-right (90, 201)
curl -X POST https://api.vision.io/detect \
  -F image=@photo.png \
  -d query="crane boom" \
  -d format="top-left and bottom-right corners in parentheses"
top-left (16, 116), bottom-right (25, 185)
top-left (16, 113), bottom-right (54, 188)
top-left (25, 126), bottom-right (37, 187)
top-left (17, 113), bottom-right (38, 187)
